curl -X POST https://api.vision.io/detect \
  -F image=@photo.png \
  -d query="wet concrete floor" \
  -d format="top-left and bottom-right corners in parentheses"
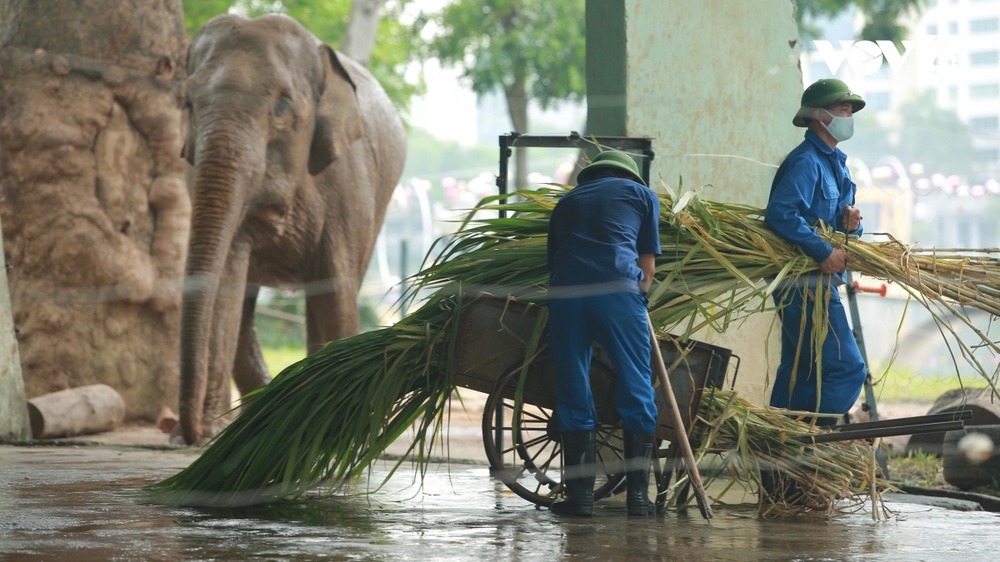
top-left (2, 444), bottom-right (1000, 561)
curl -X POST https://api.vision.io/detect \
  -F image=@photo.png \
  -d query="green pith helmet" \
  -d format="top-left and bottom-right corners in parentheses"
top-left (793, 78), bottom-right (866, 127)
top-left (577, 150), bottom-right (646, 186)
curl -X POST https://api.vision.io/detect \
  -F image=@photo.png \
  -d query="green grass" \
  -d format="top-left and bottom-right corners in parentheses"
top-left (888, 452), bottom-right (1000, 498)
top-left (887, 451), bottom-right (946, 488)
top-left (262, 346), bottom-right (307, 377)
top-left (970, 482), bottom-right (1000, 496)
top-left (869, 366), bottom-right (970, 404)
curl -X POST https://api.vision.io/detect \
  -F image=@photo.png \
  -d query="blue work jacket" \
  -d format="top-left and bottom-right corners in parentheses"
top-left (547, 175), bottom-right (661, 294)
top-left (765, 130), bottom-right (863, 285)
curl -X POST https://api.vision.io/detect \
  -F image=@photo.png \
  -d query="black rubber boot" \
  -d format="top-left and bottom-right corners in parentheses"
top-left (550, 431), bottom-right (596, 516)
top-left (624, 431), bottom-right (657, 516)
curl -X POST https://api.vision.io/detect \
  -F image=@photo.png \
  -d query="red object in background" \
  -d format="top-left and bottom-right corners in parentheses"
top-left (853, 280), bottom-right (887, 297)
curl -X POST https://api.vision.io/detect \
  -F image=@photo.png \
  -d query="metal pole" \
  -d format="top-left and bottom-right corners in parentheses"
top-left (844, 270), bottom-right (888, 476)
top-left (831, 409), bottom-right (972, 433)
top-left (793, 420), bottom-right (965, 445)
top-left (497, 135), bottom-right (511, 220)
top-left (493, 135), bottom-right (512, 465)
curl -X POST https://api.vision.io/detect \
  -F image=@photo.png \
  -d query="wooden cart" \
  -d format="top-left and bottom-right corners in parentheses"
top-left (451, 295), bottom-right (737, 508)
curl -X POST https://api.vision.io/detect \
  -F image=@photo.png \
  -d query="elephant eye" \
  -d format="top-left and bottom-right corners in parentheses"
top-left (274, 97), bottom-right (294, 118)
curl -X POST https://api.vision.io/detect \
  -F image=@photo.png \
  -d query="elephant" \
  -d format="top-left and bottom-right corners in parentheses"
top-left (177, 13), bottom-right (406, 445)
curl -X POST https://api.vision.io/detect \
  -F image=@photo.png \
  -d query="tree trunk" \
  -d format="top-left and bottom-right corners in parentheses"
top-left (0, 213), bottom-right (30, 442)
top-left (26, 383), bottom-right (126, 439)
top-left (505, 78), bottom-right (530, 192)
top-left (0, 0), bottom-right (190, 422)
top-left (340, 0), bottom-right (387, 67)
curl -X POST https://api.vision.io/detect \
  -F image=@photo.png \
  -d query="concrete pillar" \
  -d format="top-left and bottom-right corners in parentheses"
top-left (0, 213), bottom-right (30, 442)
top-left (585, 0), bottom-right (804, 403)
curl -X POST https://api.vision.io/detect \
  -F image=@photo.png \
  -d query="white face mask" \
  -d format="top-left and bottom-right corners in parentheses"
top-left (820, 109), bottom-right (854, 142)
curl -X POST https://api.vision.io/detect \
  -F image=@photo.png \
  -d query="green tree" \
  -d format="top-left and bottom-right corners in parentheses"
top-left (849, 92), bottom-right (978, 180)
top-left (796, 0), bottom-right (929, 44)
top-left (895, 92), bottom-right (978, 180)
top-left (422, 0), bottom-right (586, 191)
top-left (181, 0), bottom-right (423, 110)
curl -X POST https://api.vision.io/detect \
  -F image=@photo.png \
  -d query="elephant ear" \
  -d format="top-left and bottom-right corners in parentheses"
top-left (310, 44), bottom-right (365, 176)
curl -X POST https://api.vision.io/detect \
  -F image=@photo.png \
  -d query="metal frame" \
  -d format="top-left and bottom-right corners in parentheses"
top-left (492, 132), bottom-right (655, 455)
top-left (845, 270), bottom-right (889, 475)
top-left (496, 132), bottom-right (655, 217)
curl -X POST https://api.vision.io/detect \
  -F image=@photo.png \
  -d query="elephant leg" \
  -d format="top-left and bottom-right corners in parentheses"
top-left (304, 271), bottom-right (361, 354)
top-left (200, 243), bottom-right (252, 440)
top-left (233, 283), bottom-right (272, 396)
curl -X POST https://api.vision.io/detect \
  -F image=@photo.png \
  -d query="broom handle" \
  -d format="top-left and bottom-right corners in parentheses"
top-left (645, 311), bottom-right (713, 521)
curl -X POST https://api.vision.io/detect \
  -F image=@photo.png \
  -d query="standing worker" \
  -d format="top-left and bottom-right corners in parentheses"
top-left (764, 78), bottom-right (867, 424)
top-left (546, 150), bottom-right (661, 516)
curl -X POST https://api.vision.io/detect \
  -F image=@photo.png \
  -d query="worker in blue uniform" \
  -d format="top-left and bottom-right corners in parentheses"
top-left (546, 149), bottom-right (661, 516)
top-left (765, 78), bottom-right (867, 424)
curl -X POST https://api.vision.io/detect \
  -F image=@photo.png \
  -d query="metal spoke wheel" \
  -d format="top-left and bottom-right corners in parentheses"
top-left (482, 361), bottom-right (626, 507)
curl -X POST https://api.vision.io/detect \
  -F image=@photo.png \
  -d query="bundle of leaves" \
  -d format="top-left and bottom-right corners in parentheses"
top-left (148, 184), bottom-right (1000, 507)
top-left (694, 389), bottom-right (892, 519)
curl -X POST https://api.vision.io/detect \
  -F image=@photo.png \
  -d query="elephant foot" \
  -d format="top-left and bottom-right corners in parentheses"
top-left (156, 406), bottom-right (179, 434)
top-left (168, 415), bottom-right (232, 446)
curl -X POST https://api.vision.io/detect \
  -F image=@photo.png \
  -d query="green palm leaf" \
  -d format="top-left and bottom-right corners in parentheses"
top-left (148, 186), bottom-right (1000, 506)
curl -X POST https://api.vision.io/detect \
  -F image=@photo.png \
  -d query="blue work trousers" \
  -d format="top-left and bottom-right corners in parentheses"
top-left (770, 283), bottom-right (866, 415)
top-left (548, 291), bottom-right (658, 433)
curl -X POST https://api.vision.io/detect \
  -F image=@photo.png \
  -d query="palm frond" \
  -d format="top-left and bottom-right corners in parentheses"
top-left (148, 187), bottom-right (1000, 508)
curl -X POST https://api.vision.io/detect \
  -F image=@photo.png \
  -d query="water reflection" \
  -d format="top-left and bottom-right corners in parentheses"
top-left (2, 446), bottom-right (1000, 561)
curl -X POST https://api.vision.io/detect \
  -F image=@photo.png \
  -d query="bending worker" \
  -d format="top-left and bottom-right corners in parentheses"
top-left (764, 78), bottom-right (867, 424)
top-left (546, 150), bottom-right (661, 516)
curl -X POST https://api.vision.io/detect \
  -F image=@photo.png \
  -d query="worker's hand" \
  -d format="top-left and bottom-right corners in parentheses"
top-left (843, 205), bottom-right (862, 232)
top-left (818, 248), bottom-right (855, 274)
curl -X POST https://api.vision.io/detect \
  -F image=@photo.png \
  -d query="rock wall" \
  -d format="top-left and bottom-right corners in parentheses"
top-left (0, 0), bottom-right (190, 420)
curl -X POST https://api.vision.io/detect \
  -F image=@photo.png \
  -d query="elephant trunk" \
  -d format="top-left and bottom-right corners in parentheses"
top-left (179, 123), bottom-right (254, 445)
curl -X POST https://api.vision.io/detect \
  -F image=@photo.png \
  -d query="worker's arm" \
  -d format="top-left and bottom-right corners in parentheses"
top-left (636, 188), bottom-right (661, 295)
top-left (818, 247), bottom-right (854, 274)
top-left (638, 253), bottom-right (656, 294)
top-left (764, 157), bottom-right (834, 264)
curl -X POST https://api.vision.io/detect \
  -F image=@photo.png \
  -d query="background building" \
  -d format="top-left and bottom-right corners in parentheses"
top-left (800, 0), bottom-right (1000, 249)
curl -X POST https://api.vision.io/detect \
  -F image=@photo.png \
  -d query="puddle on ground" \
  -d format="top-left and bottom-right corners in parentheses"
top-left (1, 446), bottom-right (998, 561)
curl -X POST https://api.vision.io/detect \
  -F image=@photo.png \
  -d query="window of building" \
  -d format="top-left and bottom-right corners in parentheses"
top-left (970, 83), bottom-right (1000, 98)
top-left (867, 91), bottom-right (891, 111)
top-left (970, 50), bottom-right (1000, 65)
top-left (970, 116), bottom-right (1000, 130)
top-left (950, 85), bottom-right (959, 101)
top-left (970, 18), bottom-right (1000, 33)
top-left (949, 21), bottom-right (960, 34)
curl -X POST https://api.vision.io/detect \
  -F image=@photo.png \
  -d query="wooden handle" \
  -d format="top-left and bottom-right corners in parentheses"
top-left (646, 311), bottom-right (713, 521)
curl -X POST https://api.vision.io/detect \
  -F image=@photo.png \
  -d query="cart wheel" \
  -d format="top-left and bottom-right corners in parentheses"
top-left (482, 362), bottom-right (626, 507)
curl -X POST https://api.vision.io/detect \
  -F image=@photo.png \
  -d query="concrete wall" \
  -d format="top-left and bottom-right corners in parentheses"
top-left (0, 213), bottom-right (30, 442)
top-left (586, 0), bottom-right (804, 404)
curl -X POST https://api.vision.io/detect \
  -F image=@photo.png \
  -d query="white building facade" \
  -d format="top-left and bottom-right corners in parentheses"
top-left (800, 0), bottom-right (1000, 248)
